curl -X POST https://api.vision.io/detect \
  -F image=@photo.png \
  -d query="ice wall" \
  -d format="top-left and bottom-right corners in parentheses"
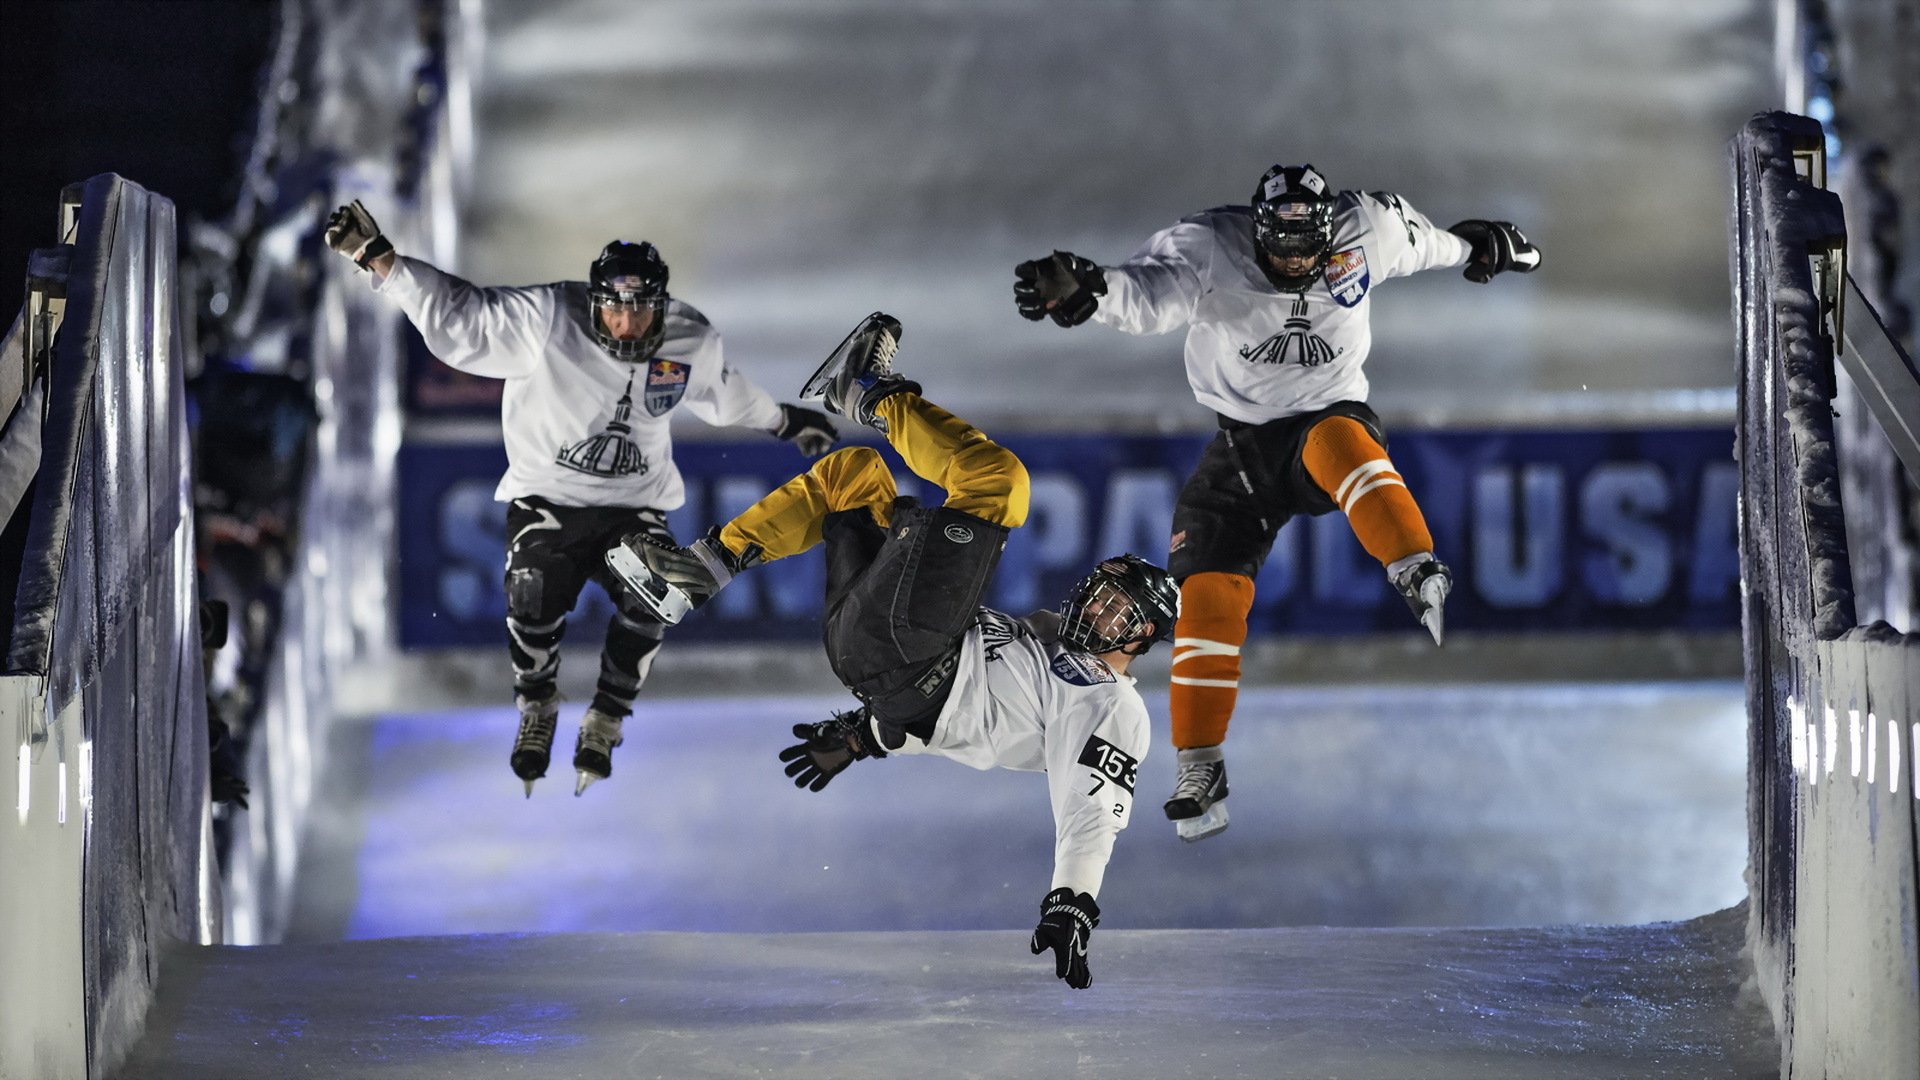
top-left (0, 175), bottom-right (210, 1080)
top-left (1731, 110), bottom-right (1920, 1080)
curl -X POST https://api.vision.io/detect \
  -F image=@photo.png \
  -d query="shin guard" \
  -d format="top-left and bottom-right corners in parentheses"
top-left (1301, 416), bottom-right (1433, 567)
top-left (1169, 572), bottom-right (1254, 750)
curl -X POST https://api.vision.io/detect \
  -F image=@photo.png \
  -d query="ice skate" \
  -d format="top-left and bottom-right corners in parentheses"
top-left (510, 695), bottom-right (559, 798)
top-left (572, 707), bottom-right (626, 796)
top-left (1390, 555), bottom-right (1452, 646)
top-left (1164, 745), bottom-right (1229, 842)
top-left (800, 312), bottom-right (918, 430)
top-left (605, 536), bottom-right (697, 625)
top-left (605, 528), bottom-right (754, 625)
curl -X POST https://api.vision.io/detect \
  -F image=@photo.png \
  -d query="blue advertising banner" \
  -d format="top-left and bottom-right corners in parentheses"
top-left (397, 427), bottom-right (1738, 648)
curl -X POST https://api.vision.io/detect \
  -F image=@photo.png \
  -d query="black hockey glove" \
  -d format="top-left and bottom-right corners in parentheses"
top-left (1447, 220), bottom-right (1541, 283)
top-left (1030, 887), bottom-right (1100, 989)
top-left (773, 403), bottom-right (839, 458)
top-left (1014, 251), bottom-right (1107, 327)
top-left (778, 708), bottom-right (886, 792)
top-left (324, 199), bottom-right (394, 271)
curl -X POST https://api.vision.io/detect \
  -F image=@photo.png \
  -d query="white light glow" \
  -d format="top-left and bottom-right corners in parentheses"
top-left (1912, 723), bottom-right (1919, 800)
top-left (1891, 719), bottom-right (1901, 795)
top-left (57, 761), bottom-right (67, 826)
top-left (78, 740), bottom-right (92, 812)
top-left (1824, 705), bottom-right (1838, 777)
top-left (15, 742), bottom-right (28, 822)
top-left (1788, 696), bottom-right (1807, 774)
top-left (1867, 711), bottom-right (1878, 784)
top-left (1849, 709), bottom-right (1862, 778)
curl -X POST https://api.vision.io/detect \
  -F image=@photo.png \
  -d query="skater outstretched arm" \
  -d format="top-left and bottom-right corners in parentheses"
top-left (375, 258), bottom-right (555, 377)
top-left (327, 200), bottom-right (551, 376)
top-left (1043, 690), bottom-right (1151, 899)
top-left (665, 324), bottom-right (788, 436)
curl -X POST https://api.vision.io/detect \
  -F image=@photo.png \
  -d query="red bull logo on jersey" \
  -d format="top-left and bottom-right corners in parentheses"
top-left (643, 359), bottom-right (690, 416)
top-left (1325, 246), bottom-right (1370, 308)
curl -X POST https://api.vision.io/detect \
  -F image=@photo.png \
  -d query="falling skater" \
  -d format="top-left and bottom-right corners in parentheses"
top-left (607, 313), bottom-right (1179, 988)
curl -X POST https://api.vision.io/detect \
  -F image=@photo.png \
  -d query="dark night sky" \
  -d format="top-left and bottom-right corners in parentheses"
top-left (1, 1), bottom-right (274, 321)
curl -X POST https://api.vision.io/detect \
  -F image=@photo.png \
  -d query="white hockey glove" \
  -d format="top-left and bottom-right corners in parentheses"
top-left (1014, 251), bottom-right (1106, 327)
top-left (1447, 220), bottom-right (1541, 283)
top-left (773, 403), bottom-right (839, 457)
top-left (324, 200), bottom-right (394, 271)
top-left (1030, 887), bottom-right (1100, 989)
top-left (778, 708), bottom-right (887, 792)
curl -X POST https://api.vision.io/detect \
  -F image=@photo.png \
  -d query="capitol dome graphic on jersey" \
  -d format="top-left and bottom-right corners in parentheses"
top-left (556, 372), bottom-right (648, 477)
top-left (1239, 295), bottom-right (1337, 368)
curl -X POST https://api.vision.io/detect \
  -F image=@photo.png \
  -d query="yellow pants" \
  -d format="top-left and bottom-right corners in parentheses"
top-left (717, 393), bottom-right (1029, 562)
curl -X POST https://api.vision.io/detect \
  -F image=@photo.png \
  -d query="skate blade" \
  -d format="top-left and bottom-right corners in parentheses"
top-left (800, 325), bottom-right (860, 400)
top-left (1175, 802), bottom-right (1229, 843)
top-left (1419, 579), bottom-right (1448, 646)
top-left (573, 769), bottom-right (606, 797)
top-left (604, 545), bottom-right (693, 624)
top-left (800, 312), bottom-right (896, 399)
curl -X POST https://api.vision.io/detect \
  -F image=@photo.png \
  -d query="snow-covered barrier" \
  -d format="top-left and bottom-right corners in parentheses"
top-left (1732, 111), bottom-right (1920, 1080)
top-left (0, 175), bottom-right (212, 1080)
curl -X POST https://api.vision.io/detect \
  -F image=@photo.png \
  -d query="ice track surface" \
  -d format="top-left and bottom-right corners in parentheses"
top-left (110, 684), bottom-right (1770, 1077)
top-left (119, 914), bottom-right (1774, 1080)
top-left (291, 684), bottom-right (1748, 937)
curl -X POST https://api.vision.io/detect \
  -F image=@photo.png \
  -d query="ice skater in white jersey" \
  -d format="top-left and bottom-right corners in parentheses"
top-left (606, 313), bottom-right (1179, 989)
top-left (1015, 164), bottom-right (1540, 841)
top-left (324, 201), bottom-right (839, 797)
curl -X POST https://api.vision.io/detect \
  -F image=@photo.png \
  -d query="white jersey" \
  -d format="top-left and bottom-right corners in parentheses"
top-left (882, 610), bottom-right (1151, 899)
top-left (1094, 192), bottom-right (1471, 425)
top-left (374, 255), bottom-right (785, 508)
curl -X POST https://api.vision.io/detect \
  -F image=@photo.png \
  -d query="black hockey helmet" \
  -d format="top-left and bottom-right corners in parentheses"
top-left (1058, 554), bottom-right (1180, 657)
top-left (1250, 163), bottom-right (1336, 291)
top-left (587, 240), bottom-right (670, 361)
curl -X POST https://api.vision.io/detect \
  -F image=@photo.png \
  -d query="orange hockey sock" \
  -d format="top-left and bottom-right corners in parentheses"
top-left (1301, 416), bottom-right (1433, 567)
top-left (1169, 572), bottom-right (1255, 750)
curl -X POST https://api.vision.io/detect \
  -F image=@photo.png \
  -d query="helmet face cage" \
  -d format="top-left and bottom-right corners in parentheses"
top-left (1252, 199), bottom-right (1334, 260)
top-left (1250, 164), bottom-right (1335, 289)
top-left (589, 242), bottom-right (670, 362)
top-left (1057, 555), bottom-right (1180, 656)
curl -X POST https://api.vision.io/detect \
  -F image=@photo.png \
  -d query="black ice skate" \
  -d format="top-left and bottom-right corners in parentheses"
top-left (1164, 745), bottom-right (1229, 842)
top-left (605, 528), bottom-right (758, 626)
top-left (800, 312), bottom-right (919, 431)
top-left (511, 695), bottom-right (559, 798)
top-left (572, 707), bottom-right (625, 796)
top-left (1390, 555), bottom-right (1452, 646)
